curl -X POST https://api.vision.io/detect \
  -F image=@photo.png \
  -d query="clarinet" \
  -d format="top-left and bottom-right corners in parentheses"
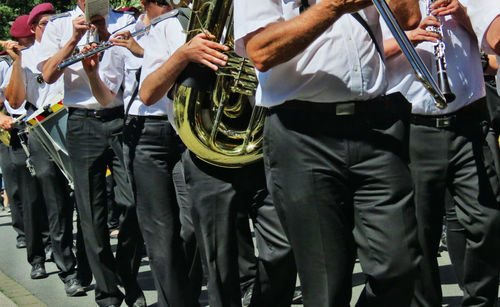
top-left (426, 0), bottom-right (456, 104)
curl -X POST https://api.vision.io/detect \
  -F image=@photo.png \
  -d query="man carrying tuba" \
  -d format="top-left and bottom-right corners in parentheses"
top-left (139, 1), bottom-right (297, 306)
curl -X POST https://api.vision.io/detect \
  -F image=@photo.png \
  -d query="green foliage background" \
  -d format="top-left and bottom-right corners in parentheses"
top-left (0, 0), bottom-right (138, 40)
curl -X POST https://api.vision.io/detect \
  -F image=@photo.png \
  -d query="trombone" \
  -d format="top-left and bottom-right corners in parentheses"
top-left (373, 0), bottom-right (448, 109)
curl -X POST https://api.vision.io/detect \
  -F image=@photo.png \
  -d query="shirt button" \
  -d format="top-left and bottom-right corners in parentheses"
top-left (353, 66), bottom-right (359, 72)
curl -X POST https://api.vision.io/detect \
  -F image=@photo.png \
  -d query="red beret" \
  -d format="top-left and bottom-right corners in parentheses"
top-left (28, 3), bottom-right (55, 26)
top-left (10, 15), bottom-right (33, 39)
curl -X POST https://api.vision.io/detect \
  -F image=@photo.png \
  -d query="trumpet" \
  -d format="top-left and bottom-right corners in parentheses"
top-left (373, 0), bottom-right (449, 109)
top-left (426, 0), bottom-right (456, 104)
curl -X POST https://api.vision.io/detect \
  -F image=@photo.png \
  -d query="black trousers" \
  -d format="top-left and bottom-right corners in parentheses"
top-left (67, 108), bottom-right (143, 307)
top-left (28, 133), bottom-right (78, 282)
top-left (123, 116), bottom-right (200, 307)
top-left (264, 97), bottom-right (419, 307)
top-left (183, 151), bottom-right (296, 307)
top-left (0, 143), bottom-right (25, 242)
top-left (0, 132), bottom-right (49, 266)
top-left (409, 102), bottom-right (500, 307)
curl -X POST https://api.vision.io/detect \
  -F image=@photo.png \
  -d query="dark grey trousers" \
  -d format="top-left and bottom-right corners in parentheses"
top-left (28, 133), bottom-right (78, 282)
top-left (123, 116), bottom-right (200, 307)
top-left (264, 98), bottom-right (420, 307)
top-left (183, 151), bottom-right (296, 307)
top-left (66, 109), bottom-right (143, 307)
top-left (410, 102), bottom-right (500, 307)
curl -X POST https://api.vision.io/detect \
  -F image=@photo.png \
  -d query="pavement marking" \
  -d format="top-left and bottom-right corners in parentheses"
top-left (0, 268), bottom-right (46, 306)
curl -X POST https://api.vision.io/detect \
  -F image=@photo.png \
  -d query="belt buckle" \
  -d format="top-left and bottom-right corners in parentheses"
top-left (335, 103), bottom-right (355, 116)
top-left (92, 110), bottom-right (102, 119)
top-left (435, 117), bottom-right (452, 128)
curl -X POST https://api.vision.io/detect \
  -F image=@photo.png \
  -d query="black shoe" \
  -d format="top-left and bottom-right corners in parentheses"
top-left (30, 263), bottom-right (48, 279)
top-left (127, 295), bottom-right (146, 307)
top-left (16, 239), bottom-right (26, 249)
top-left (65, 278), bottom-right (86, 297)
top-left (292, 289), bottom-right (303, 304)
top-left (241, 286), bottom-right (253, 307)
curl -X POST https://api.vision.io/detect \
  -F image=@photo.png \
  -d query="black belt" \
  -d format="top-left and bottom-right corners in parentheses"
top-left (68, 106), bottom-right (124, 121)
top-left (127, 114), bottom-right (169, 121)
top-left (275, 92), bottom-right (410, 117)
top-left (411, 98), bottom-right (487, 129)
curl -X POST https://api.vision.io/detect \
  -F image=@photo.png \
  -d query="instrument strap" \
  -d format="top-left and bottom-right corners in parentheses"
top-left (300, 0), bottom-right (310, 13)
top-left (351, 12), bottom-right (384, 62)
top-left (125, 68), bottom-right (142, 120)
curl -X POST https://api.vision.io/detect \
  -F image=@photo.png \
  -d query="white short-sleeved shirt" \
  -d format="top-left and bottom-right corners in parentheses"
top-left (0, 57), bottom-right (27, 116)
top-left (383, 0), bottom-right (485, 115)
top-left (139, 15), bottom-right (186, 125)
top-left (4, 41), bottom-right (64, 109)
top-left (234, 0), bottom-right (387, 107)
top-left (464, 0), bottom-right (500, 54)
top-left (100, 14), bottom-right (175, 118)
top-left (37, 6), bottom-right (135, 109)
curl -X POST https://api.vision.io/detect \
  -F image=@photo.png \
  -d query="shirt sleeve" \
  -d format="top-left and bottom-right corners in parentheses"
top-left (37, 18), bottom-right (64, 71)
top-left (140, 18), bottom-right (185, 86)
top-left (464, 0), bottom-right (500, 53)
top-left (233, 0), bottom-right (284, 58)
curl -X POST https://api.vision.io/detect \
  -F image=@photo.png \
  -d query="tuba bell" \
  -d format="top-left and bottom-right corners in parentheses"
top-left (170, 0), bottom-right (265, 168)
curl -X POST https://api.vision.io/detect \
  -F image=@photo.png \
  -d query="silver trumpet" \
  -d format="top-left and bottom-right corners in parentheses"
top-left (373, 0), bottom-right (449, 109)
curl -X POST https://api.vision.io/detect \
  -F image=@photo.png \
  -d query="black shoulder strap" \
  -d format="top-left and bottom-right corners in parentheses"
top-left (352, 12), bottom-right (384, 62)
top-left (125, 68), bottom-right (142, 119)
top-left (300, 0), bottom-right (310, 13)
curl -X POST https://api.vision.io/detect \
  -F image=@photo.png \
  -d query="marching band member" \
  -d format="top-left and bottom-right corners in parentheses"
top-left (3, 3), bottom-right (86, 297)
top-left (382, 0), bottom-right (500, 305)
top-left (234, 0), bottom-right (421, 306)
top-left (37, 1), bottom-right (143, 306)
top-left (139, 2), bottom-right (297, 306)
top-left (0, 50), bottom-right (26, 250)
top-left (0, 14), bottom-right (54, 282)
top-left (81, 1), bottom-right (202, 306)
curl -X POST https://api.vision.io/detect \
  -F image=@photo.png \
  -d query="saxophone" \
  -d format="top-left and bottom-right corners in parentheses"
top-left (171, 0), bottom-right (264, 168)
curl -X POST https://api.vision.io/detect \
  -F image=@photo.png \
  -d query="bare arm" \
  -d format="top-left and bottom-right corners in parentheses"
top-left (383, 16), bottom-right (441, 59)
top-left (244, 0), bottom-right (421, 72)
top-left (486, 16), bottom-right (500, 55)
top-left (140, 33), bottom-right (229, 106)
top-left (43, 16), bottom-right (90, 84)
top-left (3, 41), bottom-right (25, 108)
top-left (81, 46), bottom-right (116, 106)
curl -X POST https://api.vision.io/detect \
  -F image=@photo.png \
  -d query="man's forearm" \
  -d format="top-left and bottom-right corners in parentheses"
top-left (487, 16), bottom-right (500, 55)
top-left (245, 1), bottom-right (345, 72)
top-left (140, 50), bottom-right (190, 106)
top-left (87, 72), bottom-right (116, 106)
top-left (5, 60), bottom-right (26, 109)
top-left (42, 38), bottom-right (79, 84)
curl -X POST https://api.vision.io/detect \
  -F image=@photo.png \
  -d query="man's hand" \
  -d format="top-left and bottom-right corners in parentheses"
top-left (90, 15), bottom-right (110, 42)
top-left (81, 43), bottom-right (101, 76)
top-left (72, 16), bottom-right (91, 44)
top-left (3, 40), bottom-right (22, 62)
top-left (429, 0), bottom-right (473, 34)
top-left (407, 16), bottom-right (442, 46)
top-left (110, 30), bottom-right (144, 58)
top-left (179, 33), bottom-right (229, 71)
top-left (0, 115), bottom-right (14, 131)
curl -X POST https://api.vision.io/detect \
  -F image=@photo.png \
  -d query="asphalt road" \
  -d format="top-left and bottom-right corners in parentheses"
top-left (0, 209), bottom-right (494, 306)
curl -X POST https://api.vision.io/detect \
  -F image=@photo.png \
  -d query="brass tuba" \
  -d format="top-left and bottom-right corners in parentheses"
top-left (170, 0), bottom-right (264, 168)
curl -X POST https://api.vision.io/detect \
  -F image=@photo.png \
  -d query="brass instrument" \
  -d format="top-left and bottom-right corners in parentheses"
top-left (425, 0), bottom-right (456, 103)
top-left (372, 0), bottom-right (449, 109)
top-left (171, 0), bottom-right (264, 168)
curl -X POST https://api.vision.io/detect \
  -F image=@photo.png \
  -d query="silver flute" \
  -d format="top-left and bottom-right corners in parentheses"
top-left (373, 0), bottom-right (448, 109)
top-left (56, 25), bottom-right (152, 71)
